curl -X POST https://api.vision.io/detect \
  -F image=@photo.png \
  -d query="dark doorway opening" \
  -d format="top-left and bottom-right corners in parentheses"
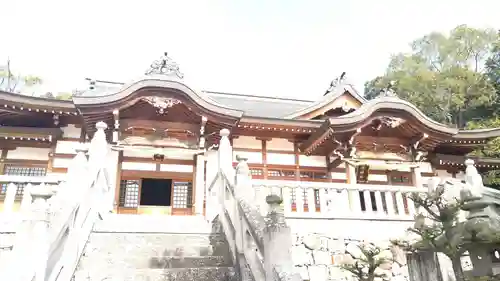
top-left (140, 178), bottom-right (172, 206)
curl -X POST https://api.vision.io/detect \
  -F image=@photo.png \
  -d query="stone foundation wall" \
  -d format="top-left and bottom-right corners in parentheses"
top-left (290, 233), bottom-right (410, 281)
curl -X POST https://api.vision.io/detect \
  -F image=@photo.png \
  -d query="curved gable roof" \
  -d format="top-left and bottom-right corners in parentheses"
top-left (285, 83), bottom-right (367, 119)
top-left (328, 96), bottom-right (457, 135)
top-left (72, 76), bottom-right (244, 120)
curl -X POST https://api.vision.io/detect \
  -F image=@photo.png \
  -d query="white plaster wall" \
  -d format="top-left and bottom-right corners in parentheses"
top-left (7, 147), bottom-right (50, 161)
top-left (55, 140), bottom-right (80, 154)
top-left (160, 164), bottom-right (193, 173)
top-left (267, 138), bottom-right (294, 151)
top-left (368, 174), bottom-right (387, 182)
top-left (53, 158), bottom-right (72, 168)
top-left (123, 148), bottom-right (195, 160)
top-left (61, 125), bottom-right (81, 139)
top-left (121, 162), bottom-right (156, 171)
top-left (123, 149), bottom-right (152, 158)
top-left (299, 155), bottom-right (325, 167)
top-left (267, 153), bottom-right (295, 165)
top-left (232, 150), bottom-right (262, 164)
top-left (331, 172), bottom-right (346, 180)
top-left (233, 136), bottom-right (261, 149)
top-left (418, 162), bottom-right (433, 173)
top-left (286, 218), bottom-right (413, 241)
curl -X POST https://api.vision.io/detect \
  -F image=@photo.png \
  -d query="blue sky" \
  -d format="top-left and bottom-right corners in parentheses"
top-left (1, 0), bottom-right (499, 99)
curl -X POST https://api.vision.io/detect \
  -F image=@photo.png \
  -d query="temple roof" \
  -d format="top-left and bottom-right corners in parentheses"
top-left (0, 70), bottom-right (499, 158)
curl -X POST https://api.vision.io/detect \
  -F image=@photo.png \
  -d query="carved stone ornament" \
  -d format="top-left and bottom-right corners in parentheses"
top-left (145, 52), bottom-right (184, 79)
top-left (142, 96), bottom-right (181, 114)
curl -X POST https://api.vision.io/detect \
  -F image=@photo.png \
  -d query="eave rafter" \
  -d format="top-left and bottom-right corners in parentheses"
top-left (431, 153), bottom-right (500, 171)
top-left (0, 127), bottom-right (63, 148)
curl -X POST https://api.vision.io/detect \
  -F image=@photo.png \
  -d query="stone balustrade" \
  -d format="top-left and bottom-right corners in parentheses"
top-left (251, 179), bottom-right (424, 221)
top-left (0, 121), bottom-right (113, 281)
top-left (0, 175), bottom-right (61, 214)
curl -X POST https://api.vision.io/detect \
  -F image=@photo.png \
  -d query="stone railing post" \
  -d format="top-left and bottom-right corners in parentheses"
top-left (68, 144), bottom-right (89, 178)
top-left (30, 185), bottom-right (53, 281)
top-left (3, 183), bottom-right (17, 213)
top-left (88, 122), bottom-right (112, 215)
top-left (235, 155), bottom-right (252, 197)
top-left (218, 128), bottom-right (233, 178)
top-left (88, 121), bottom-right (108, 169)
top-left (263, 195), bottom-right (300, 281)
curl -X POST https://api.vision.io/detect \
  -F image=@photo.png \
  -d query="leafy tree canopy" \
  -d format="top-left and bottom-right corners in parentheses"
top-left (364, 25), bottom-right (499, 127)
top-left (0, 60), bottom-right (43, 93)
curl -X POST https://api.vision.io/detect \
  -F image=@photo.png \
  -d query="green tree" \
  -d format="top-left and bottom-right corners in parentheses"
top-left (340, 242), bottom-right (393, 281)
top-left (466, 117), bottom-right (500, 188)
top-left (364, 25), bottom-right (498, 128)
top-left (393, 183), bottom-right (468, 281)
top-left (0, 59), bottom-right (43, 93)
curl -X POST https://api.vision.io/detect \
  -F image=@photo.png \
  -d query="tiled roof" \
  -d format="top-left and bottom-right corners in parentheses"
top-left (80, 80), bottom-right (315, 118)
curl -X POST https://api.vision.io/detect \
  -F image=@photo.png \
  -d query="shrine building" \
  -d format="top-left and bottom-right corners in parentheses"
top-left (0, 54), bottom-right (499, 218)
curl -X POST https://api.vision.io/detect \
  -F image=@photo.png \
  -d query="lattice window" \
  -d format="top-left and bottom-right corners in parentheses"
top-left (390, 172), bottom-right (412, 185)
top-left (173, 181), bottom-right (192, 209)
top-left (290, 188), bottom-right (297, 210)
top-left (268, 169), bottom-right (295, 178)
top-left (302, 188), bottom-right (309, 210)
top-left (250, 169), bottom-right (263, 176)
top-left (1, 165), bottom-right (47, 195)
top-left (118, 180), bottom-right (139, 208)
top-left (314, 189), bottom-right (321, 211)
top-left (299, 171), bottom-right (328, 181)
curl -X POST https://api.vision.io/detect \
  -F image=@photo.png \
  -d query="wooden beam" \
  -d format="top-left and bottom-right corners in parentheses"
top-left (120, 119), bottom-right (199, 134)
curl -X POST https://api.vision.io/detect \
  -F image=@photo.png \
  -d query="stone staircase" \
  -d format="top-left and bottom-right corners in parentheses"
top-left (72, 215), bottom-right (239, 281)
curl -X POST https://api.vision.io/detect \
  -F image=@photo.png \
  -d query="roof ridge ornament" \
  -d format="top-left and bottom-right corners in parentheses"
top-left (378, 81), bottom-right (398, 98)
top-left (324, 72), bottom-right (346, 96)
top-left (145, 52), bottom-right (184, 79)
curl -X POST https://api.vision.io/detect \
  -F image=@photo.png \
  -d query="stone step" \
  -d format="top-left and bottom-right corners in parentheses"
top-left (94, 214), bottom-right (213, 234)
top-left (73, 266), bottom-right (239, 281)
top-left (78, 255), bottom-right (230, 270)
top-left (82, 233), bottom-right (231, 257)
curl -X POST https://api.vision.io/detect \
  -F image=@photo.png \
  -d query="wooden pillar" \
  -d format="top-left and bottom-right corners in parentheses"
top-left (113, 151), bottom-right (123, 213)
top-left (326, 155), bottom-right (333, 182)
top-left (261, 138), bottom-right (268, 179)
top-left (0, 149), bottom-right (8, 174)
top-left (46, 142), bottom-right (57, 173)
top-left (294, 142), bottom-right (300, 181)
top-left (194, 154), bottom-right (205, 216)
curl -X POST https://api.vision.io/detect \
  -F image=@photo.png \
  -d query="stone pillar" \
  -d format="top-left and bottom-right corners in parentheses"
top-left (30, 185), bottom-right (53, 281)
top-left (195, 154), bottom-right (205, 215)
top-left (407, 252), bottom-right (443, 281)
top-left (263, 195), bottom-right (300, 281)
